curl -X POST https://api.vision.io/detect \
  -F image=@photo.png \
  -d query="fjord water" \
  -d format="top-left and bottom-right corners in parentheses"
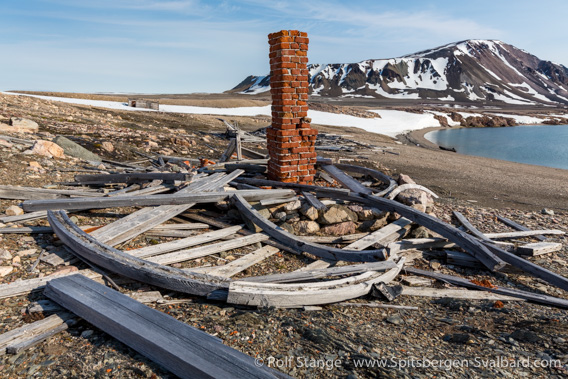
top-left (425, 125), bottom-right (568, 170)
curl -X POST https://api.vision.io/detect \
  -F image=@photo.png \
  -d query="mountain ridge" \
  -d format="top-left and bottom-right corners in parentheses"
top-left (231, 39), bottom-right (568, 106)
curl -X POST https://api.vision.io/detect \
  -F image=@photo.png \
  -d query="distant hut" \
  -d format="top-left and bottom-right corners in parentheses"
top-left (128, 98), bottom-right (160, 111)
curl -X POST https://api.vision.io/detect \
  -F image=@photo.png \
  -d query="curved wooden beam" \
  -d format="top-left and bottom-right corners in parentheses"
top-left (334, 163), bottom-right (397, 197)
top-left (231, 194), bottom-right (388, 262)
top-left (225, 258), bottom-right (405, 307)
top-left (47, 210), bottom-right (229, 296)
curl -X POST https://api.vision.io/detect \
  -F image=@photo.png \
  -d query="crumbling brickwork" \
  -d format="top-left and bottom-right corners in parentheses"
top-left (267, 30), bottom-right (318, 184)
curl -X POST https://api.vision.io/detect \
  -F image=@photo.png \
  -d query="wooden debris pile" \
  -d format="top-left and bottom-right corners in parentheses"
top-left (0, 136), bottom-right (567, 377)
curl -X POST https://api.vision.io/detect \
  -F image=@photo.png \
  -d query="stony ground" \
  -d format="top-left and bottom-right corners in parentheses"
top-left (0, 92), bottom-right (567, 378)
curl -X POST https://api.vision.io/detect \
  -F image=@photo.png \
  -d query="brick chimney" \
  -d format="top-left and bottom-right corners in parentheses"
top-left (266, 30), bottom-right (318, 184)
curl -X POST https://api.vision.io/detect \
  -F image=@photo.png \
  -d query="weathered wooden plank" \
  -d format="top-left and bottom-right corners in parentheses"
top-left (344, 218), bottom-right (412, 250)
top-left (301, 191), bottom-right (327, 211)
top-left (44, 274), bottom-right (284, 379)
top-left (231, 194), bottom-right (388, 262)
top-left (0, 185), bottom-right (104, 200)
top-left (295, 260), bottom-right (335, 271)
top-left (0, 269), bottom-right (100, 300)
top-left (452, 211), bottom-right (494, 242)
top-left (90, 172), bottom-right (242, 246)
top-left (241, 147), bottom-right (267, 160)
top-left (219, 138), bottom-right (236, 163)
top-left (445, 250), bottom-right (485, 269)
top-left (0, 226), bottom-right (53, 234)
top-left (259, 197), bottom-right (298, 207)
top-left (484, 230), bottom-right (564, 239)
top-left (497, 215), bottom-right (546, 241)
top-left (144, 230), bottom-right (201, 238)
top-left (148, 233), bottom-right (269, 265)
top-left (239, 261), bottom-right (397, 284)
top-left (130, 225), bottom-right (243, 258)
top-left (320, 164), bottom-right (372, 194)
top-left (401, 286), bottom-right (523, 301)
top-left (22, 189), bottom-right (295, 211)
top-left (391, 238), bottom-right (455, 250)
top-left (105, 184), bottom-right (141, 197)
top-left (0, 312), bottom-right (74, 356)
top-left (337, 302), bottom-right (418, 310)
top-left (300, 233), bottom-right (369, 244)
top-left (334, 163), bottom-right (397, 197)
top-left (405, 267), bottom-right (568, 309)
top-left (0, 210), bottom-right (48, 223)
top-left (74, 172), bottom-right (191, 184)
top-left (193, 246), bottom-right (279, 278)
top-left (151, 223), bottom-right (210, 230)
top-left (517, 242), bottom-right (562, 256)
top-left (224, 258), bottom-right (405, 307)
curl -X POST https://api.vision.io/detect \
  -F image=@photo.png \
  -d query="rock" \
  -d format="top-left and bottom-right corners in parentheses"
top-left (52, 136), bottom-right (101, 161)
top-left (396, 190), bottom-right (434, 213)
top-left (278, 222), bottom-right (295, 234)
top-left (443, 333), bottom-right (474, 344)
top-left (81, 330), bottom-right (94, 338)
top-left (0, 249), bottom-right (12, 260)
top-left (28, 161), bottom-right (42, 170)
top-left (398, 174), bottom-right (416, 185)
top-left (12, 256), bottom-right (21, 265)
top-left (5, 205), bottom-right (24, 216)
top-left (320, 221), bottom-right (357, 236)
top-left (541, 208), bottom-right (554, 216)
top-left (348, 205), bottom-right (385, 221)
top-left (273, 211), bottom-right (287, 222)
top-left (30, 140), bottom-right (65, 158)
top-left (9, 117), bottom-right (39, 132)
top-left (145, 140), bottom-right (159, 148)
top-left (101, 141), bottom-right (114, 152)
top-left (0, 139), bottom-right (13, 148)
top-left (410, 226), bottom-right (431, 239)
top-left (386, 315), bottom-right (404, 325)
top-left (510, 329), bottom-right (540, 343)
top-left (0, 266), bottom-right (13, 277)
top-left (282, 199), bottom-right (301, 212)
top-left (318, 204), bottom-right (358, 225)
top-left (17, 248), bottom-right (37, 257)
top-left (300, 203), bottom-right (319, 221)
top-left (293, 220), bottom-right (320, 235)
top-left (357, 217), bottom-right (388, 232)
top-left (553, 337), bottom-right (565, 344)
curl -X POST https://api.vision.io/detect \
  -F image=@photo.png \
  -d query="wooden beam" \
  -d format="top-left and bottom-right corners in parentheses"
top-left (74, 172), bottom-right (192, 184)
top-left (148, 234), bottom-right (269, 265)
top-left (344, 218), bottom-right (412, 250)
top-left (0, 312), bottom-right (74, 356)
top-left (193, 246), bottom-right (279, 278)
top-left (405, 267), bottom-right (568, 309)
top-left (130, 225), bottom-right (242, 258)
top-left (320, 164), bottom-right (372, 194)
top-left (301, 191), bottom-right (327, 211)
top-left (0, 185), bottom-right (104, 200)
top-left (22, 189), bottom-right (295, 212)
top-left (517, 242), bottom-right (562, 256)
top-left (452, 211), bottom-right (493, 242)
top-left (484, 229), bottom-right (564, 239)
top-left (333, 163), bottom-right (397, 197)
top-left (219, 138), bottom-right (236, 163)
top-left (44, 274), bottom-right (284, 379)
top-left (401, 286), bottom-right (522, 301)
top-left (497, 215), bottom-right (546, 241)
top-left (238, 261), bottom-right (397, 284)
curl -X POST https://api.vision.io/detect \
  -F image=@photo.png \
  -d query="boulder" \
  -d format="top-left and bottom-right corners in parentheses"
top-left (31, 140), bottom-right (65, 158)
top-left (318, 204), bottom-right (358, 225)
top-left (9, 117), bottom-right (39, 132)
top-left (396, 190), bottom-right (434, 213)
top-left (53, 136), bottom-right (101, 161)
top-left (282, 199), bottom-right (301, 212)
top-left (398, 174), bottom-right (416, 185)
top-left (101, 141), bottom-right (114, 152)
top-left (320, 221), bottom-right (357, 236)
top-left (358, 217), bottom-right (388, 232)
top-left (300, 203), bottom-right (319, 221)
top-left (5, 205), bottom-right (24, 216)
top-left (347, 204), bottom-right (385, 221)
top-left (293, 220), bottom-right (320, 235)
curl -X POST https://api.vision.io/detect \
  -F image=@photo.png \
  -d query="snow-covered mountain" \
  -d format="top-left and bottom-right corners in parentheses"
top-left (230, 40), bottom-right (568, 106)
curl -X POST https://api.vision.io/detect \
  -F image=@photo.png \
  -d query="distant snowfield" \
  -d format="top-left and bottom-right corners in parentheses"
top-left (1, 91), bottom-right (548, 138)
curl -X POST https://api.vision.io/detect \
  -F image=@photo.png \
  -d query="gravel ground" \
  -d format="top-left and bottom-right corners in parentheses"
top-left (0, 92), bottom-right (567, 378)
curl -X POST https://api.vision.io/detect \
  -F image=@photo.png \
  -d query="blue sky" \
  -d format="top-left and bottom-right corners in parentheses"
top-left (1, 0), bottom-right (566, 94)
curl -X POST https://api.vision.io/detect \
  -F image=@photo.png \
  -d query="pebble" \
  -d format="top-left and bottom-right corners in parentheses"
top-left (81, 330), bottom-right (94, 338)
top-left (541, 208), bottom-right (554, 216)
top-left (386, 315), bottom-right (404, 325)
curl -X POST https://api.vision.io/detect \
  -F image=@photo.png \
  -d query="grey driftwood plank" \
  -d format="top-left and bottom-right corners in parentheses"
top-left (130, 225), bottom-right (243, 258)
top-left (320, 164), bottom-right (372, 194)
top-left (0, 185), bottom-right (104, 200)
top-left (401, 286), bottom-right (522, 301)
top-left (516, 242), bottom-right (562, 256)
top-left (0, 312), bottom-right (74, 355)
top-left (239, 261), bottom-right (397, 284)
top-left (0, 211), bottom-right (48, 223)
top-left (90, 172), bottom-right (241, 246)
top-left (301, 191), bottom-right (327, 211)
top-left (405, 267), bottom-right (568, 309)
top-left (44, 274), bottom-right (285, 379)
top-left (333, 163), bottom-right (397, 197)
top-left (22, 189), bottom-right (295, 211)
top-left (148, 233), bottom-right (269, 265)
top-left (344, 217), bottom-right (412, 250)
top-left (484, 229), bottom-right (564, 239)
top-left (193, 246), bottom-right (279, 278)
top-left (452, 211), bottom-right (494, 242)
top-left (74, 172), bottom-right (192, 184)
top-left (48, 210), bottom-right (230, 296)
top-left (497, 215), bottom-right (546, 241)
